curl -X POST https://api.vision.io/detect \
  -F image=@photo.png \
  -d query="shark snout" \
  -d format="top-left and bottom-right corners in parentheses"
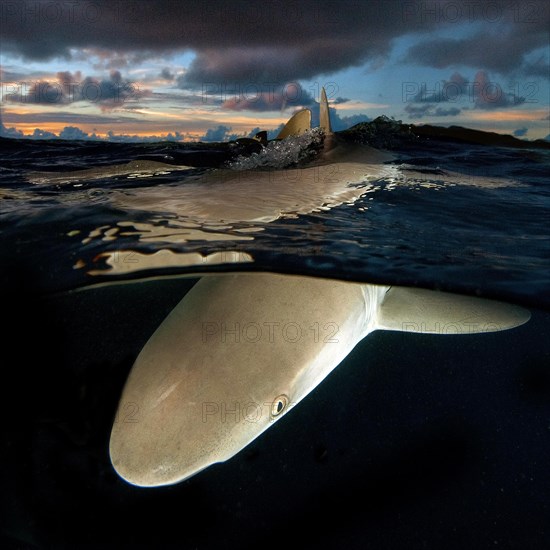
top-left (109, 386), bottom-right (292, 487)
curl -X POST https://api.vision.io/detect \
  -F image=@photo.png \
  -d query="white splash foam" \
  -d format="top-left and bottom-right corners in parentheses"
top-left (229, 128), bottom-right (325, 171)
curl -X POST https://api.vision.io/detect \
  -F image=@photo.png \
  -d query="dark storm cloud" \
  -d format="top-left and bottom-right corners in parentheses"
top-left (521, 56), bottom-right (550, 79)
top-left (175, 42), bottom-right (372, 90)
top-left (4, 0), bottom-right (547, 84)
top-left (405, 32), bottom-right (549, 76)
top-left (404, 1), bottom-right (549, 77)
top-left (1, 0), bottom-right (400, 65)
top-left (160, 68), bottom-right (175, 81)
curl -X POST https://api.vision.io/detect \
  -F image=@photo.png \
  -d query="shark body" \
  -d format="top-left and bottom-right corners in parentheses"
top-left (110, 273), bottom-right (529, 487)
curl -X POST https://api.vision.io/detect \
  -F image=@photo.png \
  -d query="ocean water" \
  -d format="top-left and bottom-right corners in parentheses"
top-left (1, 127), bottom-right (549, 549)
top-left (0, 128), bottom-right (548, 305)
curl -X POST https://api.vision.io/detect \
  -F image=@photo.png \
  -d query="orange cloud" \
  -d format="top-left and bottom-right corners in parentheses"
top-left (468, 109), bottom-right (548, 122)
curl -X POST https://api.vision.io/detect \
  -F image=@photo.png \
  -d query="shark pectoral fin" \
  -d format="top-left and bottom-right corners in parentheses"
top-left (276, 108), bottom-right (312, 139)
top-left (376, 287), bottom-right (530, 334)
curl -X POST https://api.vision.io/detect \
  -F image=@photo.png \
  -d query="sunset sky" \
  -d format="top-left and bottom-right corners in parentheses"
top-left (0, 0), bottom-right (548, 141)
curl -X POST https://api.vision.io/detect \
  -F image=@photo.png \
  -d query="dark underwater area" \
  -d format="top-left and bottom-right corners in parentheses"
top-left (2, 277), bottom-right (549, 550)
top-left (1, 120), bottom-right (549, 549)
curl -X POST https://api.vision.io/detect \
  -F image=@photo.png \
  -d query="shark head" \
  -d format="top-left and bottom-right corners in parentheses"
top-left (109, 273), bottom-right (371, 487)
top-left (109, 343), bottom-right (297, 486)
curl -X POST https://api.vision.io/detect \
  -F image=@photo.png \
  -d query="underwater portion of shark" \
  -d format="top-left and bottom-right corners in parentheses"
top-left (109, 90), bottom-right (531, 487)
top-left (110, 273), bottom-right (529, 487)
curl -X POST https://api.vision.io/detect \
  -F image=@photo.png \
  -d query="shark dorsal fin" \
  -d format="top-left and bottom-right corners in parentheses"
top-left (254, 130), bottom-right (268, 144)
top-left (320, 87), bottom-right (332, 134)
top-left (276, 108), bottom-right (312, 139)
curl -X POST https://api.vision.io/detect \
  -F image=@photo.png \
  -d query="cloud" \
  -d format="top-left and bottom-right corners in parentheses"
top-left (220, 84), bottom-right (316, 112)
top-left (403, 70), bottom-right (526, 118)
top-left (404, 103), bottom-right (462, 119)
top-left (333, 113), bottom-right (371, 130)
top-left (404, 103), bottom-right (434, 119)
top-left (434, 107), bottom-right (462, 116)
top-left (408, 72), bottom-right (469, 103)
top-left (199, 125), bottom-right (235, 142)
top-left (160, 68), bottom-right (174, 81)
top-left (520, 55), bottom-right (550, 79)
top-left (2, 110), bottom-right (135, 126)
top-left (105, 130), bottom-right (189, 143)
top-left (0, 66), bottom-right (40, 81)
top-left (2, 1), bottom-right (400, 69)
top-left (0, 120), bottom-right (25, 138)
top-left (4, 70), bottom-right (148, 110)
top-left (404, 4), bottom-right (549, 77)
top-left (0, 120), bottom-right (193, 142)
top-left (5, 0), bottom-right (545, 86)
top-left (176, 40), bottom-right (375, 91)
top-left (244, 125), bottom-right (284, 140)
top-left (513, 127), bottom-right (528, 137)
top-left (30, 128), bottom-right (58, 139)
top-left (472, 70), bottom-right (525, 110)
top-left (0, 121), bottom-right (96, 141)
top-left (70, 48), bottom-right (169, 71)
top-left (59, 126), bottom-right (91, 140)
top-left (310, 106), bottom-right (370, 130)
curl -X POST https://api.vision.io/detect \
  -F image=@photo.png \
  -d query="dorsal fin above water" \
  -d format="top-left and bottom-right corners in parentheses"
top-left (320, 87), bottom-right (332, 135)
top-left (276, 108), bottom-right (311, 139)
top-left (254, 130), bottom-right (268, 144)
top-left (376, 287), bottom-right (530, 334)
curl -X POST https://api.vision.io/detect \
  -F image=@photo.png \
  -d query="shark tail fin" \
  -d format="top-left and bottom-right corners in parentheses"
top-left (276, 109), bottom-right (312, 139)
top-left (320, 87), bottom-right (332, 134)
top-left (376, 287), bottom-right (530, 334)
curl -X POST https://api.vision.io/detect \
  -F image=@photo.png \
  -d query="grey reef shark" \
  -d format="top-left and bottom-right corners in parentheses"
top-left (107, 89), bottom-right (530, 487)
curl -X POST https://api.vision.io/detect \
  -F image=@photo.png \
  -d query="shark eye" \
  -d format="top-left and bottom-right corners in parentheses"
top-left (271, 395), bottom-right (288, 417)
